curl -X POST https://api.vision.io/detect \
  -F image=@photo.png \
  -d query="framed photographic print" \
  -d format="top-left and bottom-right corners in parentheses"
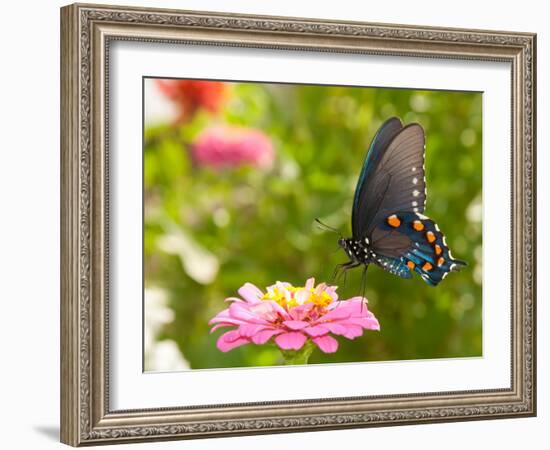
top-left (60, 3), bottom-right (536, 446)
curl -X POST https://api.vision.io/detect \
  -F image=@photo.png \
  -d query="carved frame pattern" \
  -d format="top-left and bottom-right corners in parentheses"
top-left (60, 3), bottom-right (536, 446)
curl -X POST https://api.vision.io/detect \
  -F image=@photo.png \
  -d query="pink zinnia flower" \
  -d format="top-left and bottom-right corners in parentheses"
top-left (209, 278), bottom-right (380, 354)
top-left (156, 79), bottom-right (228, 122)
top-left (192, 126), bottom-right (274, 170)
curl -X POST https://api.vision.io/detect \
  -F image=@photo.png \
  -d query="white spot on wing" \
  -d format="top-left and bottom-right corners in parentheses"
top-left (413, 190), bottom-right (420, 197)
top-left (412, 177), bottom-right (418, 184)
top-left (412, 201), bottom-right (418, 207)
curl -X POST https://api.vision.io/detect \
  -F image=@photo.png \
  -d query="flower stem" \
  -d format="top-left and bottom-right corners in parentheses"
top-left (280, 340), bottom-right (315, 365)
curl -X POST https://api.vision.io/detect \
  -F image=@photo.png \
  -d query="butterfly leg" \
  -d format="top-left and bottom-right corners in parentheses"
top-left (343, 265), bottom-right (350, 287)
top-left (343, 261), bottom-right (362, 287)
top-left (359, 264), bottom-right (369, 311)
top-left (331, 261), bottom-right (360, 283)
top-left (331, 262), bottom-right (346, 282)
top-left (330, 264), bottom-right (342, 282)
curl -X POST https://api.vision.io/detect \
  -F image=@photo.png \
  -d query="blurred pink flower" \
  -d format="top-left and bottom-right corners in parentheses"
top-left (192, 126), bottom-right (274, 170)
top-left (156, 79), bottom-right (228, 122)
top-left (209, 278), bottom-right (380, 354)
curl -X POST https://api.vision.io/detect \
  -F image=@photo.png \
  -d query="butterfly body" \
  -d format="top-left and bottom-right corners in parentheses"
top-left (337, 117), bottom-right (466, 287)
top-left (338, 237), bottom-right (374, 265)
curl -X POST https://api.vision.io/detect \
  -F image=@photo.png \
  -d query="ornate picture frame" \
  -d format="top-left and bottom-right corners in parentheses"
top-left (60, 3), bottom-right (536, 446)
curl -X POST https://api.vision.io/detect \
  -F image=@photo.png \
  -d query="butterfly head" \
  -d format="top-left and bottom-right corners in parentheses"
top-left (338, 237), bottom-right (356, 256)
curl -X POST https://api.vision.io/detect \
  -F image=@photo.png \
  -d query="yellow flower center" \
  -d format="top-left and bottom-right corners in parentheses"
top-left (310, 290), bottom-right (333, 307)
top-left (261, 287), bottom-right (286, 304)
top-left (261, 285), bottom-right (333, 309)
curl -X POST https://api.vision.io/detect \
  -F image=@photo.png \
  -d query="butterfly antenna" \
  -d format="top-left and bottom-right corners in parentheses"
top-left (315, 218), bottom-right (342, 237)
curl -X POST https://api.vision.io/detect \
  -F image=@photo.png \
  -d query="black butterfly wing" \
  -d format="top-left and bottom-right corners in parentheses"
top-left (352, 117), bottom-right (403, 238)
top-left (370, 225), bottom-right (412, 258)
top-left (352, 119), bottom-right (426, 239)
top-left (370, 212), bottom-right (466, 286)
top-left (368, 223), bottom-right (414, 279)
top-left (371, 255), bottom-right (413, 279)
top-left (349, 117), bottom-right (464, 285)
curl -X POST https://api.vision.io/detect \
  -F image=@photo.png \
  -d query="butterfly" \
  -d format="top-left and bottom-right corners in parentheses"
top-left (328, 116), bottom-right (466, 288)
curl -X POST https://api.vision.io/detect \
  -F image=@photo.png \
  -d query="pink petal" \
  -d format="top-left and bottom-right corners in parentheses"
top-left (217, 336), bottom-right (251, 352)
top-left (341, 324), bottom-right (365, 339)
top-left (209, 322), bottom-right (235, 333)
top-left (220, 329), bottom-right (242, 342)
top-left (369, 319), bottom-right (381, 331)
top-left (282, 320), bottom-right (309, 330)
top-left (304, 325), bottom-right (329, 337)
top-left (340, 317), bottom-right (380, 330)
top-left (228, 303), bottom-right (269, 324)
top-left (238, 283), bottom-right (264, 304)
top-left (347, 300), bottom-right (371, 316)
top-left (249, 301), bottom-right (288, 321)
top-left (314, 282), bottom-right (327, 295)
top-left (261, 300), bottom-right (291, 320)
top-left (238, 323), bottom-right (272, 337)
top-left (288, 303), bottom-right (314, 321)
top-left (321, 298), bottom-right (371, 318)
top-left (224, 296), bottom-right (246, 303)
top-left (208, 308), bottom-right (231, 323)
top-left (209, 309), bottom-right (250, 327)
top-left (327, 297), bottom-right (364, 311)
top-left (294, 289), bottom-right (311, 305)
top-left (324, 286), bottom-right (339, 302)
top-left (313, 335), bottom-right (339, 353)
top-left (317, 305), bottom-right (353, 322)
top-left (305, 278), bottom-right (315, 289)
top-left (251, 328), bottom-right (284, 345)
top-left (319, 322), bottom-right (348, 335)
top-left (275, 281), bottom-right (292, 289)
top-left (274, 332), bottom-right (307, 350)
top-left (216, 330), bottom-right (251, 352)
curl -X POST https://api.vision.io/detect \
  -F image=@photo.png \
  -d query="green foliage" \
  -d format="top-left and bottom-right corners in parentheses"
top-left (144, 81), bottom-right (482, 370)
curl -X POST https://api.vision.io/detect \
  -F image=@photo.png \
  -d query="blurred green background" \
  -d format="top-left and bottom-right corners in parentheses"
top-left (143, 78), bottom-right (482, 371)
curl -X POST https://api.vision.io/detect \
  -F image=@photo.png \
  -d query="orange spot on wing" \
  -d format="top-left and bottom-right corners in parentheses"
top-left (407, 261), bottom-right (415, 270)
top-left (387, 214), bottom-right (401, 228)
top-left (422, 262), bottom-right (433, 271)
top-left (412, 220), bottom-right (424, 231)
top-left (437, 257), bottom-right (445, 267)
top-left (426, 231), bottom-right (436, 243)
top-left (434, 244), bottom-right (442, 255)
